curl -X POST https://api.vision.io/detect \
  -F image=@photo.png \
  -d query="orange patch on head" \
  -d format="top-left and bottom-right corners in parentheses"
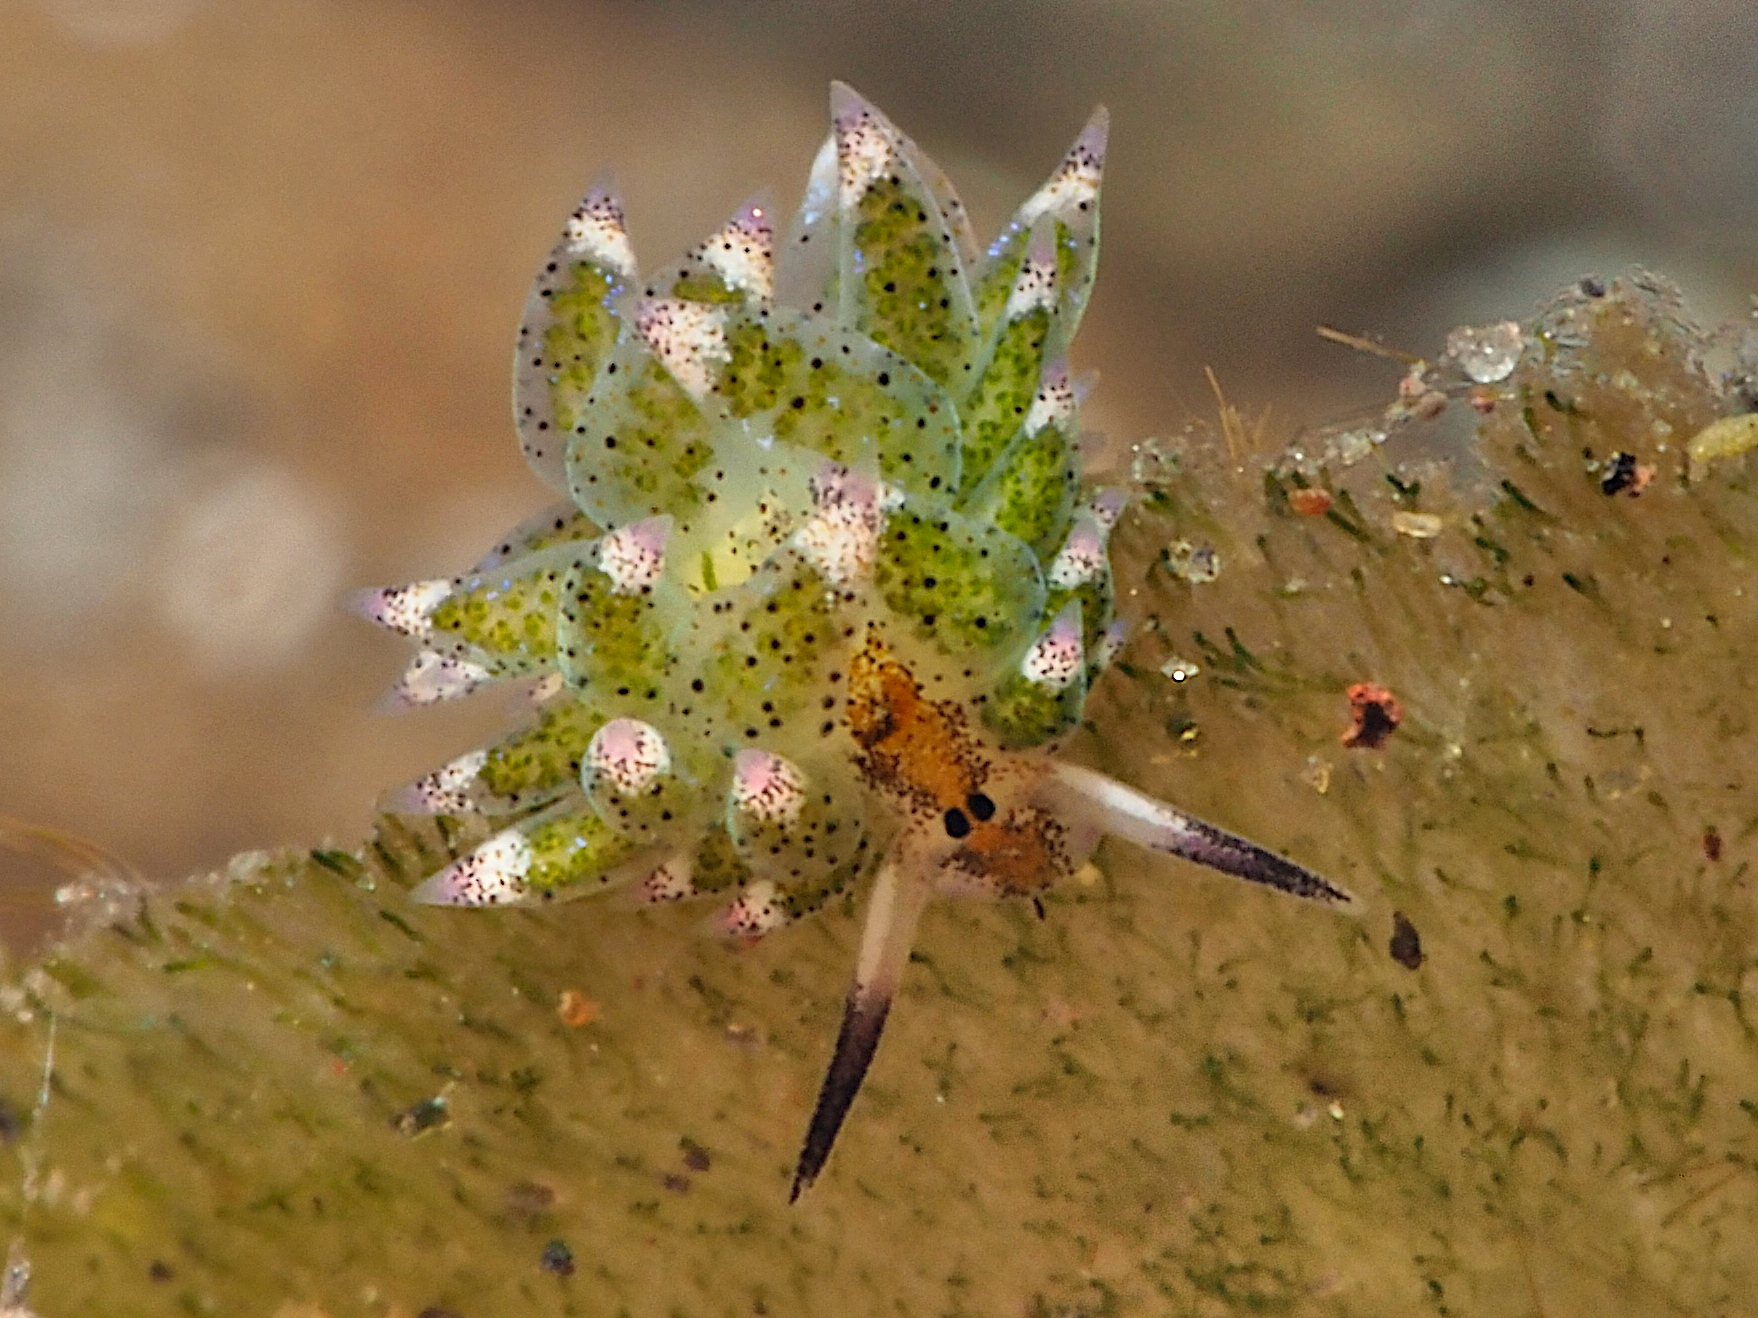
top-left (848, 632), bottom-right (1070, 897)
top-left (950, 805), bottom-right (1067, 898)
top-left (847, 631), bottom-right (985, 809)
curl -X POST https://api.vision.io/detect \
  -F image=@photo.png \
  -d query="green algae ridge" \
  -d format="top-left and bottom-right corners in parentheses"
top-left (5, 272), bottom-right (1758, 1316)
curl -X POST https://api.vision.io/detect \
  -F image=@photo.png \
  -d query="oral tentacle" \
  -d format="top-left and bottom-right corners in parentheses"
top-left (790, 853), bottom-right (934, 1201)
top-left (1040, 761), bottom-right (1354, 907)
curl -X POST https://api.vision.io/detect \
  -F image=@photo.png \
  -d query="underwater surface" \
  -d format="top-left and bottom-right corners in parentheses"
top-left (4, 81), bottom-right (1758, 1318)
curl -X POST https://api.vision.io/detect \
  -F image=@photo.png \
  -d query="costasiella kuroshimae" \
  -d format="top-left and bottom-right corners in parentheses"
top-left (356, 84), bottom-right (1354, 1200)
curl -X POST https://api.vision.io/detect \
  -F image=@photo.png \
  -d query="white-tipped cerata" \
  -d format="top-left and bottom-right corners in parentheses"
top-left (351, 579), bottom-right (453, 639)
top-left (797, 132), bottom-right (837, 231)
top-left (697, 197), bottom-right (776, 304)
top-left (597, 515), bottom-right (670, 593)
top-left (831, 83), bottom-right (895, 212)
top-left (776, 133), bottom-right (838, 309)
top-left (792, 462), bottom-right (896, 586)
top-left (411, 828), bottom-right (533, 907)
top-left (1016, 106), bottom-right (1107, 227)
top-left (634, 298), bottom-right (728, 401)
top-left (1086, 487), bottom-right (1129, 536)
top-left (1020, 600), bottom-right (1085, 690)
top-left (632, 854), bottom-right (695, 906)
top-left (1023, 359), bottom-right (1077, 438)
top-left (585, 717), bottom-right (671, 796)
top-left (730, 749), bottom-right (809, 825)
top-left (1046, 515), bottom-right (1107, 591)
top-left (390, 749), bottom-right (489, 814)
top-left (1095, 618), bottom-right (1131, 671)
top-left (527, 671), bottom-right (567, 705)
top-left (387, 651), bottom-right (495, 708)
top-left (1003, 222), bottom-right (1059, 321)
top-left (714, 879), bottom-right (790, 940)
top-left (562, 184), bottom-right (638, 280)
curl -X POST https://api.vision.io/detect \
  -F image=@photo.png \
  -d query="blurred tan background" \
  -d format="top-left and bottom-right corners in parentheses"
top-left (2, 0), bottom-right (1756, 946)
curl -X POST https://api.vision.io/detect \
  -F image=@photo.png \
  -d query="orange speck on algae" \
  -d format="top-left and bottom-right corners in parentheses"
top-left (1342, 682), bottom-right (1402, 749)
top-left (557, 989), bottom-right (600, 1026)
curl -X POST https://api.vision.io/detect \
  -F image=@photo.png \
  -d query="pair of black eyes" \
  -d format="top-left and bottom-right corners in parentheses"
top-left (943, 792), bottom-right (996, 839)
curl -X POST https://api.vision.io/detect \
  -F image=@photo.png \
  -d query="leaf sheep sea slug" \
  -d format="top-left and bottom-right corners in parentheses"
top-left (357, 84), bottom-right (1354, 1199)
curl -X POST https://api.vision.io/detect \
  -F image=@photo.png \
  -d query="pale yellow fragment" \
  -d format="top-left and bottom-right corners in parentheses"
top-left (1686, 413), bottom-right (1758, 480)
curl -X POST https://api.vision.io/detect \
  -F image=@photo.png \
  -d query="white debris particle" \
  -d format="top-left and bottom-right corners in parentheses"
top-left (1444, 320), bottom-right (1524, 384)
top-left (1159, 656), bottom-right (1201, 683)
top-left (1162, 540), bottom-right (1221, 584)
top-left (1392, 511), bottom-right (1444, 539)
top-left (1331, 425), bottom-right (1387, 466)
top-left (1129, 438), bottom-right (1181, 486)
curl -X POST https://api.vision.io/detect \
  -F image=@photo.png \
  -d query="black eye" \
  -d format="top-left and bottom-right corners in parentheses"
top-left (966, 792), bottom-right (995, 822)
top-left (943, 808), bottom-right (971, 839)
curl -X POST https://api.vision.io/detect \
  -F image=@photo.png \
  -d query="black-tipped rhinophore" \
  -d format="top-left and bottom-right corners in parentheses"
top-left (1042, 762), bottom-right (1354, 907)
top-left (1160, 811), bottom-right (1353, 905)
top-left (790, 856), bottom-right (931, 1200)
top-left (789, 985), bottom-right (894, 1202)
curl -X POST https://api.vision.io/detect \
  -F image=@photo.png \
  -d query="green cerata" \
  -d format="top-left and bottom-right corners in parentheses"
top-left (358, 84), bottom-right (1354, 1199)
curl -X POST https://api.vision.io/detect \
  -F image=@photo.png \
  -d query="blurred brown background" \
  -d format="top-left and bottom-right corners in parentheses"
top-left (2, 0), bottom-right (1755, 947)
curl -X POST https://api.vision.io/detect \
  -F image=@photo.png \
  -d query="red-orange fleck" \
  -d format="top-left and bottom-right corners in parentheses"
top-left (1343, 682), bottom-right (1402, 749)
top-left (558, 989), bottom-right (600, 1027)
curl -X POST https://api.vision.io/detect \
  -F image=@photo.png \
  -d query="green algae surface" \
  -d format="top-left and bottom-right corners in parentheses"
top-left (4, 274), bottom-right (1758, 1316)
